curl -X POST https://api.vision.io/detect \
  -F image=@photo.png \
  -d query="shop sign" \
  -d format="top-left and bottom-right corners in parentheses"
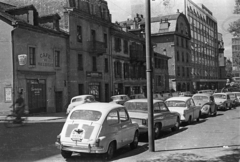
top-left (4, 87), bottom-right (12, 102)
top-left (38, 53), bottom-right (54, 67)
top-left (86, 72), bottom-right (102, 78)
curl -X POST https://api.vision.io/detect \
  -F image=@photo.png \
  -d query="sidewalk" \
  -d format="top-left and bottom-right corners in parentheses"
top-left (0, 111), bottom-right (67, 121)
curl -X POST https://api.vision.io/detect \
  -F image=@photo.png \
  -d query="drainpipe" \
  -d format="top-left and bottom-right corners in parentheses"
top-left (11, 28), bottom-right (16, 109)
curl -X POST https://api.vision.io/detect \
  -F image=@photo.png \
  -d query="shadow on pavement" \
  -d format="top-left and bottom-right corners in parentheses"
top-left (0, 122), bottom-right (65, 162)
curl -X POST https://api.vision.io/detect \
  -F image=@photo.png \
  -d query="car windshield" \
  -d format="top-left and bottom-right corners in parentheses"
top-left (124, 102), bottom-right (148, 111)
top-left (72, 98), bottom-right (83, 102)
top-left (165, 101), bottom-right (186, 107)
top-left (193, 96), bottom-right (209, 102)
top-left (111, 96), bottom-right (123, 101)
top-left (213, 94), bottom-right (226, 99)
top-left (70, 110), bottom-right (101, 121)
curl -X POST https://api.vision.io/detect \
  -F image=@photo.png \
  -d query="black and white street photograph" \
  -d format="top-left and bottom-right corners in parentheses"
top-left (0, 0), bottom-right (240, 161)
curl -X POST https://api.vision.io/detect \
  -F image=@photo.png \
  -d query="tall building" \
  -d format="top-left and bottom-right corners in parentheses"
top-left (131, 0), bottom-right (221, 91)
top-left (232, 37), bottom-right (240, 77)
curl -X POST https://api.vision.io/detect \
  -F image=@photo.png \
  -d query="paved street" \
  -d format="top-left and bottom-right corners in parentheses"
top-left (0, 108), bottom-right (240, 162)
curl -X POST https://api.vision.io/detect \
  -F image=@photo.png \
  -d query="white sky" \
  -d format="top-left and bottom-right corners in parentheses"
top-left (106, 0), bottom-right (238, 60)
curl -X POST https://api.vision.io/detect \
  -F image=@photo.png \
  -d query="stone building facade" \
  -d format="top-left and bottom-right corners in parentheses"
top-left (0, 3), bottom-right (69, 114)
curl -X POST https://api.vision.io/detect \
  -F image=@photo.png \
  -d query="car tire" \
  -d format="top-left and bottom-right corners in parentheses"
top-left (61, 150), bottom-right (72, 159)
top-left (229, 104), bottom-right (232, 110)
top-left (187, 116), bottom-right (192, 125)
top-left (171, 118), bottom-right (180, 132)
top-left (196, 112), bottom-right (201, 122)
top-left (130, 131), bottom-right (139, 150)
top-left (154, 123), bottom-right (161, 139)
top-left (104, 142), bottom-right (116, 160)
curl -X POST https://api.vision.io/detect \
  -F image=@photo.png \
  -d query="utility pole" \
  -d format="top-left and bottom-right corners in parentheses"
top-left (145, 0), bottom-right (155, 152)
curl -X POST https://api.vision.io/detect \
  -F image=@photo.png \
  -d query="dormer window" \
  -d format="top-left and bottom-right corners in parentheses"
top-left (160, 18), bottom-right (169, 30)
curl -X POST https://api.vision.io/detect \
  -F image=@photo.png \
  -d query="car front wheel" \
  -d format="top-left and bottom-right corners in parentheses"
top-left (61, 150), bottom-right (72, 159)
top-left (154, 123), bottom-right (161, 139)
top-left (171, 118), bottom-right (180, 131)
top-left (130, 131), bottom-right (139, 149)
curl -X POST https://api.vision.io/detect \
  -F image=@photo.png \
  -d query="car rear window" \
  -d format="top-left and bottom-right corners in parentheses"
top-left (124, 102), bottom-right (148, 111)
top-left (193, 96), bottom-right (208, 101)
top-left (72, 98), bottom-right (83, 102)
top-left (70, 110), bottom-right (102, 121)
top-left (213, 94), bottom-right (226, 99)
top-left (165, 101), bottom-right (186, 107)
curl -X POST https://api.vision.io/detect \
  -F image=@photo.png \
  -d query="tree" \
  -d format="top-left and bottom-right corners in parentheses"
top-left (228, 0), bottom-right (240, 36)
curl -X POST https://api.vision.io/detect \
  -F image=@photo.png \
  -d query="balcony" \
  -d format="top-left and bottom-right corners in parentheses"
top-left (86, 40), bottom-right (106, 55)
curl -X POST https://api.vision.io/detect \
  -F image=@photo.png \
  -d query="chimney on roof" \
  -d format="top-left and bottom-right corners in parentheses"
top-left (177, 9), bottom-right (179, 13)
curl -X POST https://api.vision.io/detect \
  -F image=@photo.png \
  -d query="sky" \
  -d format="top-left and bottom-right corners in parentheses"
top-left (106, 0), bottom-right (238, 60)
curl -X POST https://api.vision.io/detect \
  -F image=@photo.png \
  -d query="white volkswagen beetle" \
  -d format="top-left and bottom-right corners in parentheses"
top-left (56, 103), bottom-right (139, 160)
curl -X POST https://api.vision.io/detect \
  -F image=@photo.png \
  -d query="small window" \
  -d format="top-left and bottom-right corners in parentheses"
top-left (29, 47), bottom-right (36, 65)
top-left (104, 33), bottom-right (107, 48)
top-left (78, 54), bottom-right (83, 70)
top-left (119, 108), bottom-right (129, 122)
top-left (104, 58), bottom-right (108, 73)
top-left (92, 56), bottom-right (97, 71)
top-left (54, 50), bottom-right (60, 67)
top-left (107, 110), bottom-right (119, 125)
top-left (77, 26), bottom-right (82, 42)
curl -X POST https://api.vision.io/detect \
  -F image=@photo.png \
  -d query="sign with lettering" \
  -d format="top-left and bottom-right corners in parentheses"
top-left (38, 53), bottom-right (54, 67)
top-left (4, 87), bottom-right (12, 102)
top-left (86, 72), bottom-right (102, 78)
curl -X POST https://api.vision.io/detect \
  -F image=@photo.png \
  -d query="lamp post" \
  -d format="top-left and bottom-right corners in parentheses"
top-left (145, 0), bottom-right (154, 152)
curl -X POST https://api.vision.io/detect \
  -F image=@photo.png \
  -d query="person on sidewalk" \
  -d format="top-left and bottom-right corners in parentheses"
top-left (10, 92), bottom-right (25, 123)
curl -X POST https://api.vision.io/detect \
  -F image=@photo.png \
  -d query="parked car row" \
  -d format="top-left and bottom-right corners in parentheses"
top-left (56, 91), bottom-right (239, 160)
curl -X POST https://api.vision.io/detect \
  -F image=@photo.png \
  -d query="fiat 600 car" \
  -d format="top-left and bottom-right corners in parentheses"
top-left (124, 99), bottom-right (180, 139)
top-left (165, 97), bottom-right (201, 124)
top-left (56, 103), bottom-right (139, 160)
top-left (192, 93), bottom-right (217, 117)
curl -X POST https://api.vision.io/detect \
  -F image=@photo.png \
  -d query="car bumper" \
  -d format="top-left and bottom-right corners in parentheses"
top-left (55, 142), bottom-right (105, 153)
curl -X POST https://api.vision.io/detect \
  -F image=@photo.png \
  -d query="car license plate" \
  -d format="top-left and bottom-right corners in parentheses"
top-left (71, 128), bottom-right (85, 141)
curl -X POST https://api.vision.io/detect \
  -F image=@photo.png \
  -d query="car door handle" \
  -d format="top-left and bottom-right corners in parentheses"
top-left (122, 125), bottom-right (127, 128)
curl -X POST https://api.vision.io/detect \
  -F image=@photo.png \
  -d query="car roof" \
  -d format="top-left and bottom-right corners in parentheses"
top-left (213, 93), bottom-right (227, 95)
top-left (111, 94), bottom-right (128, 97)
top-left (193, 93), bottom-right (211, 97)
top-left (232, 92), bottom-right (240, 94)
top-left (72, 95), bottom-right (93, 99)
top-left (165, 96), bottom-right (191, 102)
top-left (73, 103), bottom-right (124, 113)
top-left (126, 99), bottom-right (164, 103)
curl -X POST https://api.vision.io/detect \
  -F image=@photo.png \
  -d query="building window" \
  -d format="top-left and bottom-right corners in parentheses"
top-left (177, 51), bottom-right (179, 61)
top-left (104, 33), bottom-right (107, 48)
top-left (114, 61), bottom-right (122, 78)
top-left (124, 40), bottom-right (128, 54)
top-left (91, 29), bottom-right (96, 41)
top-left (186, 53), bottom-right (189, 63)
top-left (29, 47), bottom-right (36, 65)
top-left (78, 84), bottom-right (84, 95)
top-left (182, 52), bottom-right (184, 62)
top-left (177, 66), bottom-right (180, 76)
top-left (124, 63), bottom-right (129, 79)
top-left (176, 36), bottom-right (179, 46)
top-left (78, 54), bottom-right (83, 70)
top-left (54, 50), bottom-right (60, 67)
top-left (114, 37), bottom-right (121, 52)
top-left (187, 67), bottom-right (189, 78)
top-left (77, 26), bottom-right (82, 42)
top-left (104, 58), bottom-right (108, 73)
top-left (181, 37), bottom-right (184, 47)
top-left (186, 39), bottom-right (188, 49)
top-left (157, 75), bottom-right (162, 86)
top-left (92, 56), bottom-right (97, 71)
top-left (182, 67), bottom-right (185, 77)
